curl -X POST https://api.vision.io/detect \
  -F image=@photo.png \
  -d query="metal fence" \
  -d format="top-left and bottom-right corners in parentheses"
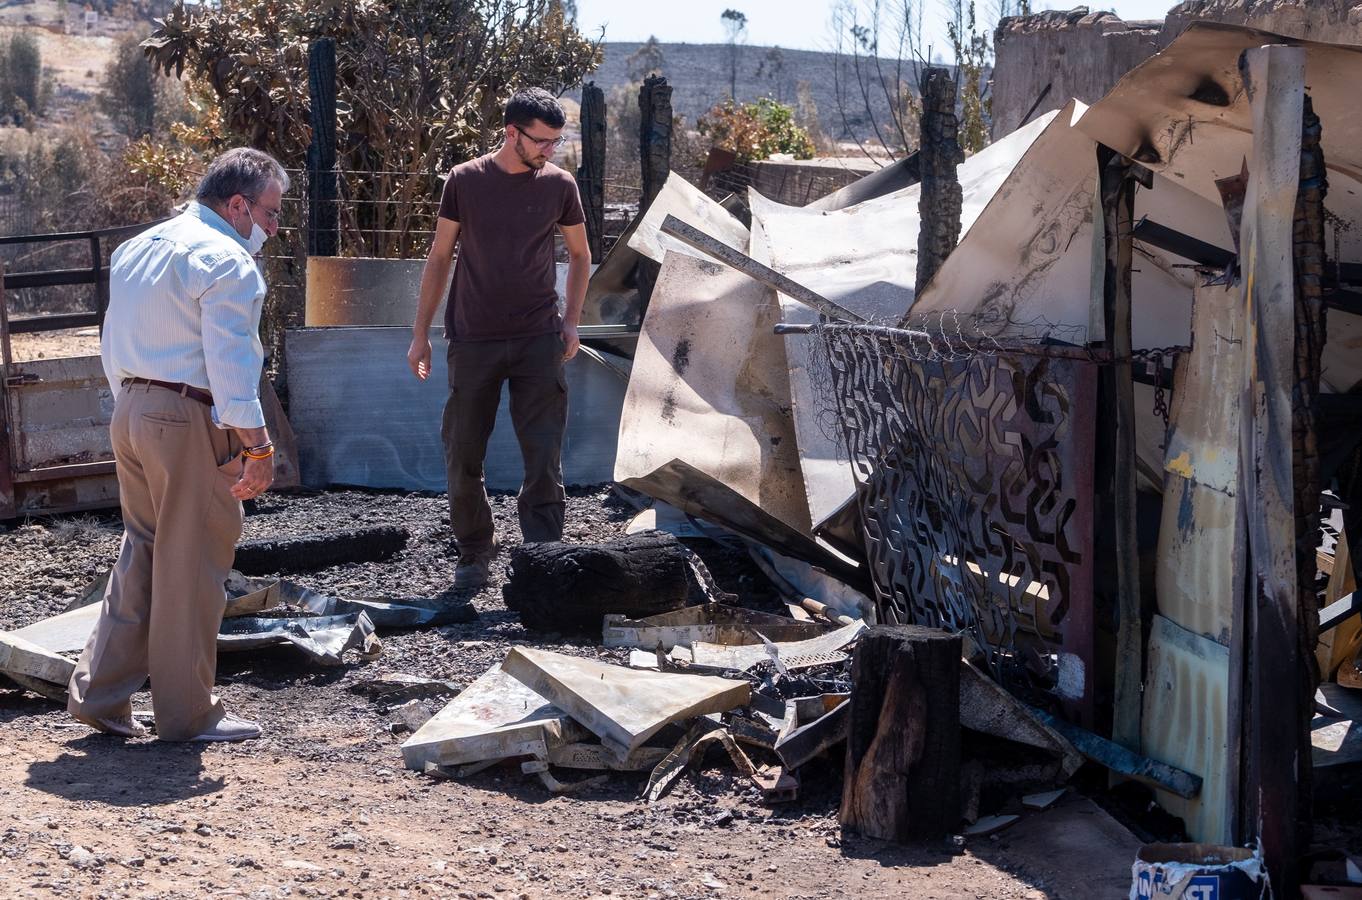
top-left (815, 322), bottom-right (1098, 707)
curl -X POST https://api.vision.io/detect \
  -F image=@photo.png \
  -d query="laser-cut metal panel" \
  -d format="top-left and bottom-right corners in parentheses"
top-left (822, 325), bottom-right (1096, 703)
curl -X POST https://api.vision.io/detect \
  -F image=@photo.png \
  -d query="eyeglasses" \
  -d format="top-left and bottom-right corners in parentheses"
top-left (243, 195), bottom-right (281, 225)
top-left (513, 124), bottom-right (567, 151)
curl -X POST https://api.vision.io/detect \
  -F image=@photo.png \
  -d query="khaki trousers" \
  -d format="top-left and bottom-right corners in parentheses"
top-left (442, 332), bottom-right (568, 557)
top-left (67, 383), bottom-right (244, 740)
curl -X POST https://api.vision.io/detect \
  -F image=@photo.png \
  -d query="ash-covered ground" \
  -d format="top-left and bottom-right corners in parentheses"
top-left (0, 486), bottom-right (1092, 899)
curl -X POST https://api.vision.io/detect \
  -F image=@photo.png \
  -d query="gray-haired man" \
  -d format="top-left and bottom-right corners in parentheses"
top-left (67, 148), bottom-right (286, 742)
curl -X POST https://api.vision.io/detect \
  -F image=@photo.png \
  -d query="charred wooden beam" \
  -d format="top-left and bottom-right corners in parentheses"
top-left (577, 82), bottom-right (607, 264)
top-left (305, 38), bottom-right (339, 258)
top-left (1098, 144), bottom-right (1143, 747)
top-left (233, 526), bottom-right (408, 575)
top-left (915, 67), bottom-right (963, 294)
top-left (1234, 45), bottom-right (1309, 895)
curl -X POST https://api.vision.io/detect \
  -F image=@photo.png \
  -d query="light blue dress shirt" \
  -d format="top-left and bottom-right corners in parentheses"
top-left (101, 202), bottom-right (268, 430)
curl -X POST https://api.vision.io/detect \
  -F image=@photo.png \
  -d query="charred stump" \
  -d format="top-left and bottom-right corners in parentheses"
top-left (841, 625), bottom-right (961, 841)
top-left (503, 532), bottom-right (702, 634)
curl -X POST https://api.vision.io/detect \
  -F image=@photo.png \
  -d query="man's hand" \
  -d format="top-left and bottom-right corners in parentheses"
top-left (408, 332), bottom-right (433, 380)
top-left (231, 454), bottom-right (274, 501)
top-left (562, 322), bottom-right (580, 362)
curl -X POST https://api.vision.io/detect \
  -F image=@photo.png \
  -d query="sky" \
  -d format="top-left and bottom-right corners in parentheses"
top-left (575, 1), bottom-right (1180, 59)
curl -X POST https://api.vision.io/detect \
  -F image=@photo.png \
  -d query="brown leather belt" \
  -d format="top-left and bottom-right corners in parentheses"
top-left (122, 377), bottom-right (214, 407)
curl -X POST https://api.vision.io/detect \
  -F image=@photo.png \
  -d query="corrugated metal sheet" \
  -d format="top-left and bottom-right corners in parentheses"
top-left (286, 326), bottom-right (625, 492)
top-left (1142, 613), bottom-right (1231, 844)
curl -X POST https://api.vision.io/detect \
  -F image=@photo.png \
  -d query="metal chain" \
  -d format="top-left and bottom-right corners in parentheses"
top-left (1131, 346), bottom-right (1188, 431)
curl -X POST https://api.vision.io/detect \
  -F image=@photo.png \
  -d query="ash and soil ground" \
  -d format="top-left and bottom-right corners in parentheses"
top-left (2, 486), bottom-right (1089, 898)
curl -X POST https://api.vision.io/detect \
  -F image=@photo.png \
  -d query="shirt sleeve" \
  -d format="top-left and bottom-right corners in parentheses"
top-left (558, 175), bottom-right (585, 227)
top-left (193, 249), bottom-right (267, 430)
top-left (438, 169), bottom-right (460, 223)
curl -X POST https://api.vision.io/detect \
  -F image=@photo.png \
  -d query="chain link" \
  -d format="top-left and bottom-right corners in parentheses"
top-left (1131, 346), bottom-right (1188, 431)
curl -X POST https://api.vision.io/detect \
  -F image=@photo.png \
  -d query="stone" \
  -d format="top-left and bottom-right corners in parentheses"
top-left (501, 647), bottom-right (750, 758)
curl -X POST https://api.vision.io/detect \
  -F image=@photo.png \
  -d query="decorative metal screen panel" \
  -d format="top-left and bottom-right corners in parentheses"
top-left (820, 325), bottom-right (1097, 694)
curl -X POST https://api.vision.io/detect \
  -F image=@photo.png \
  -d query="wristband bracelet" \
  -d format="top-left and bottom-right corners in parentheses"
top-left (243, 443), bottom-right (275, 460)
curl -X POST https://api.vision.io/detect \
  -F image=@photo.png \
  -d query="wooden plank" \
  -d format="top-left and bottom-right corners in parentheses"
top-left (1235, 45), bottom-right (1307, 894)
top-left (1099, 144), bottom-right (1144, 749)
top-left (658, 215), bottom-right (866, 323)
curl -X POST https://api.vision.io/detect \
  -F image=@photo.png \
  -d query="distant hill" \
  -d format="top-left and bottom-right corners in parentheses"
top-left (568, 41), bottom-right (942, 148)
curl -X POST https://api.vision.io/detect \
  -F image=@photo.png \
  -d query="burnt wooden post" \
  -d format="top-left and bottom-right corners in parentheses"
top-left (576, 82), bottom-right (607, 264)
top-left (1292, 92), bottom-right (1326, 713)
top-left (636, 74), bottom-right (673, 301)
top-left (915, 66), bottom-right (963, 294)
top-left (840, 625), bottom-right (961, 841)
top-left (1098, 145), bottom-right (1144, 748)
top-left (306, 38), bottom-right (338, 258)
top-left (1234, 44), bottom-right (1308, 896)
top-left (638, 73), bottom-right (673, 213)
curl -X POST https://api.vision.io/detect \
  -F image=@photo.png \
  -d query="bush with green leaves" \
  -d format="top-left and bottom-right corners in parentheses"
top-left (696, 97), bottom-right (815, 163)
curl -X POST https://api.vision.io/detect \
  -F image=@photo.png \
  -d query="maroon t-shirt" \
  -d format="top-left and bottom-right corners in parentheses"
top-left (438, 155), bottom-right (585, 341)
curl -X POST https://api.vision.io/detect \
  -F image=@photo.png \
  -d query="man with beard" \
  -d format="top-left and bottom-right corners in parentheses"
top-left (407, 88), bottom-right (590, 590)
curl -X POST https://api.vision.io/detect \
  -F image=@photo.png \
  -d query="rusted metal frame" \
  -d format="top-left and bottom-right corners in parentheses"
top-left (659, 216), bottom-right (866, 323)
top-left (0, 218), bottom-right (166, 247)
top-left (1234, 45), bottom-right (1307, 896)
top-left (1097, 144), bottom-right (1145, 752)
top-left (11, 461), bottom-right (116, 484)
top-left (91, 235), bottom-right (108, 333)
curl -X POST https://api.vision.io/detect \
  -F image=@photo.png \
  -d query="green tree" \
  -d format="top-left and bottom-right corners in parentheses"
top-left (102, 32), bottom-right (158, 138)
top-left (948, 0), bottom-right (990, 153)
top-left (720, 8), bottom-right (747, 101)
top-left (697, 97), bottom-right (814, 163)
top-left (143, 0), bottom-right (601, 258)
top-left (2, 32), bottom-right (47, 121)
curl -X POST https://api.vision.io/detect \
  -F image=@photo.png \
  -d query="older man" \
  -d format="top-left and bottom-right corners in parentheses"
top-left (67, 148), bottom-right (286, 742)
top-left (408, 88), bottom-right (591, 591)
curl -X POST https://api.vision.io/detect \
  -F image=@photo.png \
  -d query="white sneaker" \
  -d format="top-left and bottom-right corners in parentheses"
top-left (189, 714), bottom-right (262, 742)
top-left (73, 713), bottom-right (148, 738)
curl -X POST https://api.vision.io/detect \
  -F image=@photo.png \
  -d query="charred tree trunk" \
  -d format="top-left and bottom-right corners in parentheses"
top-left (840, 626), bottom-right (961, 841)
top-left (503, 532), bottom-right (699, 634)
top-left (577, 82), bottom-right (607, 264)
top-left (915, 67), bottom-right (963, 294)
top-left (636, 75), bottom-right (674, 303)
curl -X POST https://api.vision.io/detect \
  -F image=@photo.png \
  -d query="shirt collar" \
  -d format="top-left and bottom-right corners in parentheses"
top-left (187, 201), bottom-right (252, 251)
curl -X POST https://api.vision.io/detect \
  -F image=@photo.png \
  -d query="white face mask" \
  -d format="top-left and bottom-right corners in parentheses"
top-left (243, 204), bottom-right (268, 256)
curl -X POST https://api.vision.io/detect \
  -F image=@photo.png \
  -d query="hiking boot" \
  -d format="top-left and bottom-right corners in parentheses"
top-left (454, 548), bottom-right (497, 591)
top-left (189, 713), bottom-right (262, 743)
top-left (73, 713), bottom-right (148, 738)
